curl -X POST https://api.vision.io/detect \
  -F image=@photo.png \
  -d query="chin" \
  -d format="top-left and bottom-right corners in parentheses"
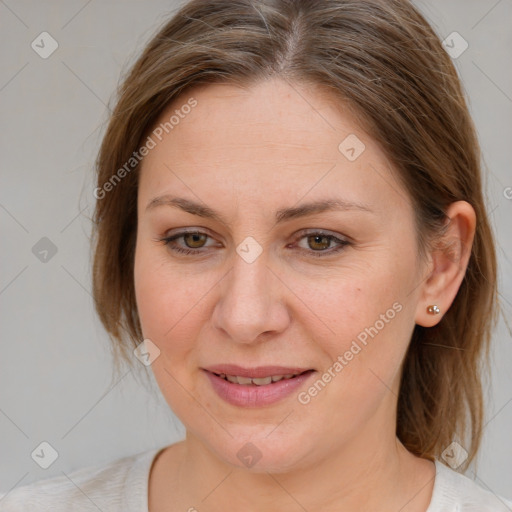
top-left (200, 426), bottom-right (319, 474)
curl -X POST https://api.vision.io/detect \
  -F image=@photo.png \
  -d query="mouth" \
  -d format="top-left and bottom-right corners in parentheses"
top-left (211, 370), bottom-right (310, 386)
top-left (202, 365), bottom-right (316, 407)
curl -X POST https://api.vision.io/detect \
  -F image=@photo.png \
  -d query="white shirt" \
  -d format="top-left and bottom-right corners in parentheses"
top-left (1, 447), bottom-right (511, 511)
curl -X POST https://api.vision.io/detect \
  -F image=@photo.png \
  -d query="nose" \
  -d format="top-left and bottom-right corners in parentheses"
top-left (211, 251), bottom-right (290, 344)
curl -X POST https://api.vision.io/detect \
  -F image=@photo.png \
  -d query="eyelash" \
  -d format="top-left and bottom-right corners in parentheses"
top-left (156, 230), bottom-right (351, 258)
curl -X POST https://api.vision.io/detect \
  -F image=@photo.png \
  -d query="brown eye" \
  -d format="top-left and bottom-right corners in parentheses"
top-left (158, 230), bottom-right (216, 256)
top-left (183, 232), bottom-right (207, 248)
top-left (295, 230), bottom-right (351, 258)
top-left (307, 234), bottom-right (331, 251)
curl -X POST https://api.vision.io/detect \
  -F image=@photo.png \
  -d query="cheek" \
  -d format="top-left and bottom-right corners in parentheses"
top-left (134, 242), bottom-right (214, 351)
top-left (134, 244), bottom-right (168, 339)
top-left (296, 274), bottom-right (414, 424)
top-left (300, 267), bottom-right (407, 347)
top-left (133, 244), bottom-right (208, 412)
top-left (296, 252), bottom-right (417, 395)
top-left (134, 240), bottom-right (176, 339)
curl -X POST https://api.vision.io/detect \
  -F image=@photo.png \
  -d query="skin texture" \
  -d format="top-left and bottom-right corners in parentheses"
top-left (133, 78), bottom-right (476, 511)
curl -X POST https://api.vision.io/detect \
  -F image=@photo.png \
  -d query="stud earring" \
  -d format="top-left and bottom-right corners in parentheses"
top-left (426, 305), bottom-right (440, 315)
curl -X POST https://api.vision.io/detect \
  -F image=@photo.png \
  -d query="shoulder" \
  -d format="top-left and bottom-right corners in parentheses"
top-left (429, 460), bottom-right (512, 511)
top-left (0, 447), bottom-right (163, 512)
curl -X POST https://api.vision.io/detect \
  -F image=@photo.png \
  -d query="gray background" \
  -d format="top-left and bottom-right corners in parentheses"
top-left (1, 0), bottom-right (511, 499)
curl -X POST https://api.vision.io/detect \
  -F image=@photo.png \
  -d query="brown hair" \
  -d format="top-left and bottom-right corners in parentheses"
top-left (92, 0), bottom-right (499, 469)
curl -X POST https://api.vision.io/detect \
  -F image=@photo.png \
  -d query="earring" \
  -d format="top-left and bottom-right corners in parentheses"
top-left (426, 305), bottom-right (440, 315)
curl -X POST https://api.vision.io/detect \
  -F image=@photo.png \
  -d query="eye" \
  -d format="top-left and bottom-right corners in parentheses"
top-left (293, 230), bottom-right (351, 257)
top-left (157, 230), bottom-right (217, 255)
top-left (156, 229), bottom-right (351, 258)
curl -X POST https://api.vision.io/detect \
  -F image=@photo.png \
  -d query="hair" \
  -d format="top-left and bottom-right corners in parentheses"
top-left (91, 0), bottom-right (499, 470)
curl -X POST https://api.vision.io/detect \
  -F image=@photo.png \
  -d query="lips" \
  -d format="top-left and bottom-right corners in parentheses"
top-left (202, 365), bottom-right (316, 407)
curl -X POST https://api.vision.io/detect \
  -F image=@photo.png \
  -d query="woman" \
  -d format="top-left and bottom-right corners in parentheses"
top-left (1, 0), bottom-right (510, 510)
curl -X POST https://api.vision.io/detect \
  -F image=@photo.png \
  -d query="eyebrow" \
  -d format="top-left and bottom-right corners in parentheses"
top-left (145, 195), bottom-right (373, 225)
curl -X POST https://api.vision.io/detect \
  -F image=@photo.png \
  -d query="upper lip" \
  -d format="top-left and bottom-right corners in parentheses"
top-left (203, 364), bottom-right (313, 379)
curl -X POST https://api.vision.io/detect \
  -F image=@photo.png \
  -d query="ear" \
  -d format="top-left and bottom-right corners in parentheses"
top-left (415, 200), bottom-right (476, 327)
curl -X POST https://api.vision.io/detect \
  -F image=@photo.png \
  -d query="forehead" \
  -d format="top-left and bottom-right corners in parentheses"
top-left (138, 78), bottom-right (411, 218)
top-left (149, 79), bottom-right (364, 159)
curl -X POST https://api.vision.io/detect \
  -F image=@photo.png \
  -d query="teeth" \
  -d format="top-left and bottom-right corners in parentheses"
top-left (252, 376), bottom-right (272, 385)
top-left (218, 373), bottom-right (301, 385)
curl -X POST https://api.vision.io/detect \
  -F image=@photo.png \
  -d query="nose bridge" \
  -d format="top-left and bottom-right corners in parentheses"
top-left (212, 248), bottom-right (288, 343)
top-left (232, 251), bottom-right (270, 305)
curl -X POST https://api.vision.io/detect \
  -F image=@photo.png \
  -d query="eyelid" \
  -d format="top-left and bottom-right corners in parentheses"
top-left (293, 228), bottom-right (350, 242)
top-left (161, 228), bottom-right (220, 249)
top-left (162, 227), bottom-right (350, 243)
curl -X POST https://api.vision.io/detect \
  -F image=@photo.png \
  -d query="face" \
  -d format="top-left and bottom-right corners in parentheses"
top-left (134, 78), bottom-right (427, 472)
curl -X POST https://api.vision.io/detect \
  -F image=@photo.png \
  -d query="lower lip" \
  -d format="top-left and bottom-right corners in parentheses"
top-left (203, 370), bottom-right (315, 407)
